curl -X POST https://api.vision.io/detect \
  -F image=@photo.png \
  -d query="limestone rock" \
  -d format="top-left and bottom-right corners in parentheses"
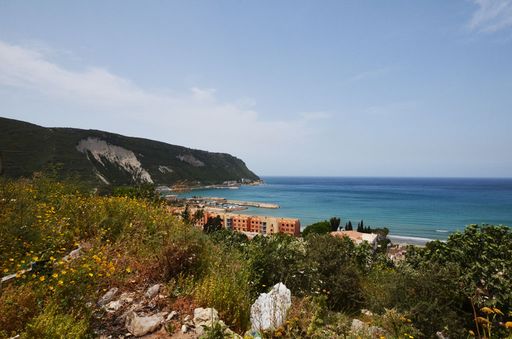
top-left (193, 307), bottom-right (219, 328)
top-left (145, 284), bottom-right (161, 299)
top-left (105, 299), bottom-right (124, 313)
top-left (125, 311), bottom-right (164, 337)
top-left (250, 282), bottom-right (291, 331)
top-left (166, 311), bottom-right (178, 322)
top-left (98, 287), bottom-right (119, 306)
top-left (181, 324), bottom-right (188, 333)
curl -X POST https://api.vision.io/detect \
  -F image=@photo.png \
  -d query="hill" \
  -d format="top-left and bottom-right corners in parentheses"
top-left (0, 117), bottom-right (259, 186)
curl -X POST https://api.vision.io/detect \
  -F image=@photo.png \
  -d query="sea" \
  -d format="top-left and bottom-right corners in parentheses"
top-left (179, 177), bottom-right (512, 244)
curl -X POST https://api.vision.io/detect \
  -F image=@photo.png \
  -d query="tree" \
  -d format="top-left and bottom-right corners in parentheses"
top-left (357, 220), bottom-right (364, 232)
top-left (345, 221), bottom-right (353, 231)
top-left (192, 209), bottom-right (204, 224)
top-left (329, 217), bottom-right (341, 232)
top-left (203, 215), bottom-right (223, 233)
top-left (181, 206), bottom-right (190, 222)
top-left (302, 221), bottom-right (331, 237)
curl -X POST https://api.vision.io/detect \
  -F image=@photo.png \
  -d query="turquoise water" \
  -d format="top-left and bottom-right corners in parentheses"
top-left (180, 177), bottom-right (512, 241)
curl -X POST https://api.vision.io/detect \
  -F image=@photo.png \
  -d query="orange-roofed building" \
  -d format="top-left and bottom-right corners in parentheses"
top-left (330, 230), bottom-right (378, 249)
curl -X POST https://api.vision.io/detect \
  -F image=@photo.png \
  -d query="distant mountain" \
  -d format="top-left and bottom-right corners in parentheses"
top-left (0, 117), bottom-right (259, 186)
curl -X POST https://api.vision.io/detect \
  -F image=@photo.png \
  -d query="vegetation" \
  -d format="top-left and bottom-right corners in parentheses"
top-left (0, 116), bottom-right (259, 186)
top-left (1, 176), bottom-right (511, 338)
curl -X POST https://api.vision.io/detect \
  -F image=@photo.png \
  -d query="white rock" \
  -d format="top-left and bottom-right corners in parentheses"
top-left (193, 307), bottom-right (220, 328)
top-left (145, 284), bottom-right (161, 299)
top-left (119, 292), bottom-right (135, 304)
top-left (351, 319), bottom-right (366, 333)
top-left (250, 283), bottom-right (291, 331)
top-left (166, 311), bottom-right (178, 322)
top-left (181, 324), bottom-right (188, 333)
top-left (105, 299), bottom-right (124, 313)
top-left (98, 287), bottom-right (119, 306)
top-left (125, 311), bottom-right (164, 337)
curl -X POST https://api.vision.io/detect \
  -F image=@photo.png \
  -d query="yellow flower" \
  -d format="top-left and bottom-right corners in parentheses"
top-left (492, 307), bottom-right (504, 316)
top-left (52, 273), bottom-right (58, 279)
top-left (3, 268), bottom-right (8, 273)
top-left (476, 317), bottom-right (489, 324)
top-left (480, 307), bottom-right (494, 315)
top-left (88, 273), bottom-right (94, 277)
top-left (58, 280), bottom-right (64, 286)
top-left (39, 276), bottom-right (45, 282)
top-left (126, 267), bottom-right (132, 273)
top-left (505, 321), bottom-right (512, 329)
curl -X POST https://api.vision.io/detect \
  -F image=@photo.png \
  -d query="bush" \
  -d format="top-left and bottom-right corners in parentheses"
top-left (0, 284), bottom-right (39, 338)
top-left (194, 248), bottom-right (251, 332)
top-left (22, 302), bottom-right (89, 339)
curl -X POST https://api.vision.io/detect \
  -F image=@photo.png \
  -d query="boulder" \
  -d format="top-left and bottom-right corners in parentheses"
top-left (250, 282), bottom-right (291, 331)
top-left (125, 311), bottom-right (165, 337)
top-left (193, 307), bottom-right (219, 328)
top-left (145, 284), bottom-right (161, 299)
top-left (98, 287), bottom-right (119, 306)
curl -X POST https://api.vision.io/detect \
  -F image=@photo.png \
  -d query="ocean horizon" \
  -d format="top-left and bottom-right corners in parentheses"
top-left (180, 176), bottom-right (512, 244)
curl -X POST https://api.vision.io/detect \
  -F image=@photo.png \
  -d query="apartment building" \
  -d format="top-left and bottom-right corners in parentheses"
top-left (195, 210), bottom-right (301, 237)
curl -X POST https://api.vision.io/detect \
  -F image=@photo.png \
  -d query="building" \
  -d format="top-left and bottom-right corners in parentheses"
top-left (195, 210), bottom-right (301, 237)
top-left (330, 230), bottom-right (378, 249)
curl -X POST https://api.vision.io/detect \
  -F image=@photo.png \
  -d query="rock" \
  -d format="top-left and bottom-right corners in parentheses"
top-left (98, 287), bottom-right (119, 306)
top-left (63, 246), bottom-right (81, 261)
top-left (351, 319), bottom-right (366, 333)
top-left (166, 311), bottom-right (178, 322)
top-left (119, 292), bottom-right (136, 304)
top-left (181, 324), bottom-right (188, 333)
top-left (105, 299), bottom-right (124, 313)
top-left (250, 282), bottom-right (291, 331)
top-left (436, 331), bottom-right (449, 339)
top-left (193, 307), bottom-right (219, 328)
top-left (361, 308), bottom-right (373, 316)
top-left (351, 319), bottom-right (385, 337)
top-left (145, 284), bottom-right (161, 299)
top-left (125, 311), bottom-right (165, 337)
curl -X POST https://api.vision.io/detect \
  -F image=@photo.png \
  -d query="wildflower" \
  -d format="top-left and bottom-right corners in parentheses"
top-left (9, 258), bottom-right (14, 262)
top-left (88, 273), bottom-right (94, 277)
top-left (505, 321), bottom-right (512, 329)
top-left (480, 307), bottom-right (494, 315)
top-left (58, 280), bottom-right (64, 286)
top-left (126, 267), bottom-right (132, 273)
top-left (476, 317), bottom-right (490, 324)
top-left (52, 273), bottom-right (58, 279)
top-left (3, 268), bottom-right (8, 273)
top-left (493, 307), bottom-right (504, 316)
top-left (468, 330), bottom-right (475, 336)
top-left (39, 276), bottom-right (45, 282)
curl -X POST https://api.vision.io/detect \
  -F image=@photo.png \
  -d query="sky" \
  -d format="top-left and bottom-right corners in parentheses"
top-left (1, 0), bottom-right (512, 177)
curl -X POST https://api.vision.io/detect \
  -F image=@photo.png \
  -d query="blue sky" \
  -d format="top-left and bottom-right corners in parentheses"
top-left (1, 0), bottom-right (511, 177)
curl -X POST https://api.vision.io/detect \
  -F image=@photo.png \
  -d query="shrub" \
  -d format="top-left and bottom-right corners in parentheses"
top-left (22, 302), bottom-right (90, 339)
top-left (0, 284), bottom-right (39, 338)
top-left (194, 248), bottom-right (252, 332)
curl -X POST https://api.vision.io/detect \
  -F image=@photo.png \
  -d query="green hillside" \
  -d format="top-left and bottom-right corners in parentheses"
top-left (0, 117), bottom-right (259, 186)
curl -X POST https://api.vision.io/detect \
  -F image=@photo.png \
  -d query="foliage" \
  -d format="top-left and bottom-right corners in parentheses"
top-left (22, 302), bottom-right (90, 339)
top-left (203, 215), bottom-right (223, 233)
top-left (194, 249), bottom-right (252, 332)
top-left (329, 217), bottom-right (341, 232)
top-left (301, 220), bottom-right (331, 237)
top-left (0, 284), bottom-right (39, 338)
top-left (406, 224), bottom-right (512, 314)
top-left (111, 183), bottom-right (161, 201)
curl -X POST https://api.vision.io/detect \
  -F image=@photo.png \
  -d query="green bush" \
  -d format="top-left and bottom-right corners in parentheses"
top-left (22, 302), bottom-right (90, 339)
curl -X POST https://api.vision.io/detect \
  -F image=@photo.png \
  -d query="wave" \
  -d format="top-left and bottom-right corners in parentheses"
top-left (435, 229), bottom-right (449, 233)
top-left (388, 235), bottom-right (438, 245)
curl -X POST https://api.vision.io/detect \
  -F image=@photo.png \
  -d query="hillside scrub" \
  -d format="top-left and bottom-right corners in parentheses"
top-left (1, 177), bottom-right (512, 338)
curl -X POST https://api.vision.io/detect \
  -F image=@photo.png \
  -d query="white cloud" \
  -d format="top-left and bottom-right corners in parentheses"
top-left (469, 0), bottom-right (512, 32)
top-left (0, 40), bottom-right (330, 174)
